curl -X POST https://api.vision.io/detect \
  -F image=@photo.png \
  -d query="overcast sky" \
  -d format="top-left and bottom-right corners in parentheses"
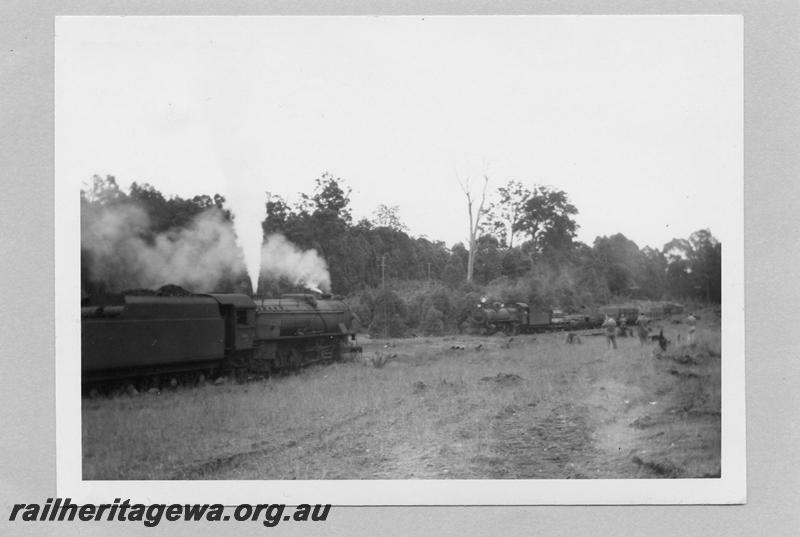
top-left (57, 15), bottom-right (742, 254)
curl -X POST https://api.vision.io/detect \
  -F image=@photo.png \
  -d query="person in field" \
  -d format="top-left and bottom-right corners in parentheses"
top-left (686, 313), bottom-right (697, 345)
top-left (602, 314), bottom-right (618, 350)
top-left (652, 328), bottom-right (669, 353)
top-left (619, 313), bottom-right (628, 337)
top-left (636, 312), bottom-right (650, 345)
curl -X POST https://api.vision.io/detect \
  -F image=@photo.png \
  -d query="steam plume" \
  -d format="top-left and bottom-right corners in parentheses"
top-left (260, 234), bottom-right (331, 293)
top-left (82, 204), bottom-right (247, 292)
top-left (222, 183), bottom-right (263, 297)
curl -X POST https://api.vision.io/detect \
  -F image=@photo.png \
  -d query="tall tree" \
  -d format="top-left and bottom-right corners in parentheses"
top-left (371, 204), bottom-right (408, 232)
top-left (688, 229), bottom-right (721, 302)
top-left (663, 230), bottom-right (721, 302)
top-left (486, 180), bottom-right (531, 248)
top-left (515, 185), bottom-right (579, 256)
top-left (593, 233), bottom-right (642, 295)
top-left (299, 171), bottom-right (352, 224)
top-left (472, 234), bottom-right (503, 284)
top-left (639, 246), bottom-right (668, 299)
top-left (457, 174), bottom-right (489, 282)
top-left (262, 193), bottom-right (292, 236)
top-left (81, 174), bottom-right (127, 205)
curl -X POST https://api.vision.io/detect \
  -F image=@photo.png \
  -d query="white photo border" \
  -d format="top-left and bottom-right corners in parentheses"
top-left (55, 14), bottom-right (745, 505)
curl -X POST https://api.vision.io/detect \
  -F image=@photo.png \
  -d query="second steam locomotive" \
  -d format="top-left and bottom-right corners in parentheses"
top-left (82, 291), bottom-right (359, 388)
top-left (471, 300), bottom-right (613, 335)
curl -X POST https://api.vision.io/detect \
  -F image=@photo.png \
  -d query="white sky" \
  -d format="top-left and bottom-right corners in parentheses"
top-left (56, 15), bottom-right (742, 252)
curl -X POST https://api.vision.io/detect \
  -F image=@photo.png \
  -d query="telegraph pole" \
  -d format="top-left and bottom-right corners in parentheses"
top-left (380, 255), bottom-right (387, 339)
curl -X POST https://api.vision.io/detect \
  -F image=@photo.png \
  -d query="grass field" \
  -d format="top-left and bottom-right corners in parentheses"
top-left (82, 309), bottom-right (721, 480)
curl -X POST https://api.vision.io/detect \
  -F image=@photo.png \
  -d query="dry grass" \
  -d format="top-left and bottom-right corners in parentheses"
top-left (82, 308), bottom-right (721, 480)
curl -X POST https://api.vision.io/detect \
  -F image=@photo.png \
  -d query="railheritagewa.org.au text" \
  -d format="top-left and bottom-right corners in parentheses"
top-left (9, 498), bottom-right (331, 527)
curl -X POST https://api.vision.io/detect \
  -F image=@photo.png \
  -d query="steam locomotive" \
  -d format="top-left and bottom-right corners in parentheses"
top-left (81, 291), bottom-right (359, 388)
top-left (471, 301), bottom-right (608, 335)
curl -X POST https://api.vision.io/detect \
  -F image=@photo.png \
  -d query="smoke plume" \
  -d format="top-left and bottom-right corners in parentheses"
top-left (260, 234), bottom-right (331, 293)
top-left (82, 204), bottom-right (247, 292)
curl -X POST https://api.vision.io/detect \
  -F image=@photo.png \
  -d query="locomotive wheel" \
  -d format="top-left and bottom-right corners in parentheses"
top-left (502, 324), bottom-right (519, 336)
top-left (290, 348), bottom-right (302, 372)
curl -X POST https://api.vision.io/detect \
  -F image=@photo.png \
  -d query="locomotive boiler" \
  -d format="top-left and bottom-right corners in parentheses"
top-left (250, 293), bottom-right (357, 373)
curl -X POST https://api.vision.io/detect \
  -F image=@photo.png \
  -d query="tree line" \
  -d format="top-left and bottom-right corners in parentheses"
top-left (81, 172), bottom-right (721, 335)
top-left (261, 173), bottom-right (720, 300)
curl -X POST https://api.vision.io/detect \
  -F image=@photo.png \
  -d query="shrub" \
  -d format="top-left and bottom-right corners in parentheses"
top-left (368, 288), bottom-right (408, 338)
top-left (421, 306), bottom-right (445, 336)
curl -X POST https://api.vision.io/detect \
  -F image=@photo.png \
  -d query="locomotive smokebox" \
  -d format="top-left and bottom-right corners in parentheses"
top-left (472, 306), bottom-right (494, 323)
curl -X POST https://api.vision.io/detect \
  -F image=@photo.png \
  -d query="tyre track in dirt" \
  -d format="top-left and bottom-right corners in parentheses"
top-left (479, 401), bottom-right (615, 478)
top-left (469, 358), bottom-right (618, 478)
top-left (169, 406), bottom-right (384, 479)
top-left (478, 348), bottom-right (721, 479)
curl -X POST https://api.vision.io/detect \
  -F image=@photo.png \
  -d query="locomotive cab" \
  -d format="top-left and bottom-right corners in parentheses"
top-left (514, 302), bottom-right (531, 325)
top-left (205, 294), bottom-right (256, 353)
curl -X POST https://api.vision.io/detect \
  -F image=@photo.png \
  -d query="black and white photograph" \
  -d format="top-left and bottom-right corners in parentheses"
top-left (54, 15), bottom-right (745, 504)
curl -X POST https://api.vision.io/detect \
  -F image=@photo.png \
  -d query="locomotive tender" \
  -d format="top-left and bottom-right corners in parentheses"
top-left (81, 292), bottom-right (358, 386)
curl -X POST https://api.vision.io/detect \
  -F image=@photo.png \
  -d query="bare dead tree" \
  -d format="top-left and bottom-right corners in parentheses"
top-left (457, 174), bottom-right (489, 282)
